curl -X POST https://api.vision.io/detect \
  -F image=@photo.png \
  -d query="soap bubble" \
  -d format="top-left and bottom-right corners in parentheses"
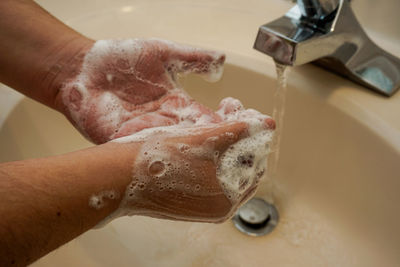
top-left (148, 160), bottom-right (166, 176)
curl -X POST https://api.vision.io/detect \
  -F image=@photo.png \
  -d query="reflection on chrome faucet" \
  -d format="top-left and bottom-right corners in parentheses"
top-left (254, 0), bottom-right (400, 96)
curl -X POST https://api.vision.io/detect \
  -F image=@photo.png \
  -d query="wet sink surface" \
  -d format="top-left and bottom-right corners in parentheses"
top-left (1, 0), bottom-right (400, 266)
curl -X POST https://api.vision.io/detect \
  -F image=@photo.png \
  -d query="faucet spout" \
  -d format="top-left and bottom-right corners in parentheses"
top-left (254, 0), bottom-right (400, 96)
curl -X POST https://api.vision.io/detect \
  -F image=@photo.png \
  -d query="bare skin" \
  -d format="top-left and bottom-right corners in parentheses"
top-left (0, 0), bottom-right (93, 109)
top-left (0, 0), bottom-right (274, 266)
top-left (0, 121), bottom-right (253, 266)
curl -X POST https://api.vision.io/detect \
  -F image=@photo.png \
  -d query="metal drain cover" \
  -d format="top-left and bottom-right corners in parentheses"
top-left (232, 197), bottom-right (279, 236)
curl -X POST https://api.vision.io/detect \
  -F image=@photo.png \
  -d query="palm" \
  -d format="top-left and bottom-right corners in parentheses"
top-left (60, 39), bottom-right (225, 144)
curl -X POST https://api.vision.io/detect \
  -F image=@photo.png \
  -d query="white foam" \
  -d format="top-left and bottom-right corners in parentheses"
top-left (89, 190), bottom-right (119, 210)
top-left (217, 129), bottom-right (272, 202)
top-left (96, 92), bottom-right (127, 130)
top-left (108, 103), bottom-right (274, 223)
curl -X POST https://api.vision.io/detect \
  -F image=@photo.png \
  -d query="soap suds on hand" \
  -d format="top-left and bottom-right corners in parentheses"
top-left (108, 99), bottom-right (274, 223)
top-left (60, 39), bottom-right (225, 144)
top-left (89, 190), bottom-right (119, 210)
top-left (71, 39), bottom-right (274, 224)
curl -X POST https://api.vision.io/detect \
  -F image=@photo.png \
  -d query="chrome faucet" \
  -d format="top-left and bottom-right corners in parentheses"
top-left (254, 0), bottom-right (400, 96)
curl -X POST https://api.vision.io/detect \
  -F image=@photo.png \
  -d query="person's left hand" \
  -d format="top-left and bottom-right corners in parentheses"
top-left (57, 39), bottom-right (229, 144)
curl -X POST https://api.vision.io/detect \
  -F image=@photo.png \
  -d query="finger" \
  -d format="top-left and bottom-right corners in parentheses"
top-left (159, 93), bottom-right (222, 124)
top-left (166, 42), bottom-right (226, 82)
top-left (217, 97), bottom-right (276, 130)
top-left (179, 121), bottom-right (249, 154)
top-left (217, 97), bottom-right (244, 117)
top-left (188, 102), bottom-right (222, 124)
top-left (112, 113), bottom-right (178, 139)
top-left (236, 109), bottom-right (276, 130)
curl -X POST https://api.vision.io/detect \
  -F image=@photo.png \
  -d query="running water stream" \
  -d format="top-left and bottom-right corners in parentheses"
top-left (268, 62), bottom-right (289, 180)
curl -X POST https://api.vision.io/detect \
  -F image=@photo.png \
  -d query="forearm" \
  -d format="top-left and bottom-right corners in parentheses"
top-left (0, 142), bottom-right (137, 266)
top-left (0, 0), bottom-right (93, 109)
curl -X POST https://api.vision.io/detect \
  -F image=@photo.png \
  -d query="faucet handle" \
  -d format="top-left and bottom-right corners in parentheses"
top-left (297, 0), bottom-right (339, 20)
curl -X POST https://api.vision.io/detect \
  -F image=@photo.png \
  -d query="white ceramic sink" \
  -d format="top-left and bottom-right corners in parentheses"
top-left (1, 0), bottom-right (400, 266)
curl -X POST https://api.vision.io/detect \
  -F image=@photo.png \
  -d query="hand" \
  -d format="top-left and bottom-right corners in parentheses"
top-left (57, 39), bottom-right (227, 144)
top-left (58, 38), bottom-right (276, 223)
top-left (112, 113), bottom-right (273, 223)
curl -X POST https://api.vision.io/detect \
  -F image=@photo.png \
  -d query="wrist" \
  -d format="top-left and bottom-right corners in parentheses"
top-left (38, 35), bottom-right (94, 110)
top-left (89, 141), bottom-right (141, 218)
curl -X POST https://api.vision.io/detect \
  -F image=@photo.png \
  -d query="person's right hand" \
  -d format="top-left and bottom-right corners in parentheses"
top-left (110, 111), bottom-right (273, 223)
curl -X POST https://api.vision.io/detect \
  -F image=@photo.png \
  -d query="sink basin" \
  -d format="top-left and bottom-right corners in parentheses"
top-left (1, 0), bottom-right (400, 266)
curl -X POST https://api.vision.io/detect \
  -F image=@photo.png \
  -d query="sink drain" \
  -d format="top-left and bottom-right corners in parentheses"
top-left (232, 197), bottom-right (279, 236)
